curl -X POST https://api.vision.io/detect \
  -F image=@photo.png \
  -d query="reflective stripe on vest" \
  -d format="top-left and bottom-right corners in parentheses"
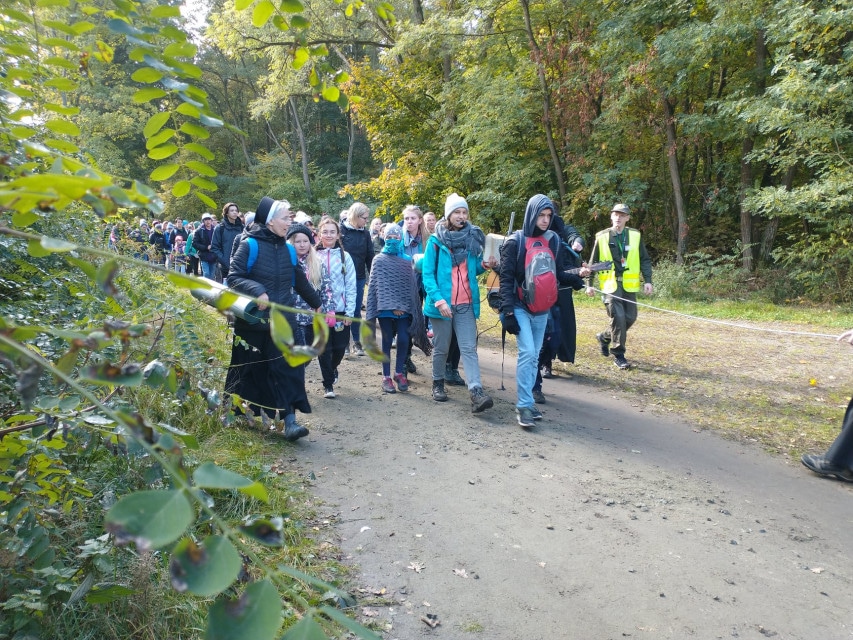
top-left (596, 228), bottom-right (641, 293)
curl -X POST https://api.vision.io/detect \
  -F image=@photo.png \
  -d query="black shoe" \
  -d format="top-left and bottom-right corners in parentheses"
top-left (470, 386), bottom-right (493, 413)
top-left (801, 454), bottom-right (853, 482)
top-left (596, 333), bottom-right (610, 357)
top-left (405, 356), bottom-right (417, 374)
top-left (432, 379), bottom-right (447, 402)
top-left (532, 389), bottom-right (546, 404)
top-left (516, 407), bottom-right (536, 429)
top-left (614, 355), bottom-right (630, 370)
top-left (541, 364), bottom-right (553, 379)
top-left (445, 366), bottom-right (466, 386)
top-left (283, 418), bottom-right (309, 442)
top-left (353, 342), bottom-right (366, 357)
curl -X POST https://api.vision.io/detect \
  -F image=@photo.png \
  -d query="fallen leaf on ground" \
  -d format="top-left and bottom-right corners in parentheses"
top-left (811, 567), bottom-right (824, 574)
top-left (421, 614), bottom-right (440, 629)
top-left (360, 526), bottom-right (371, 533)
top-left (453, 568), bottom-right (468, 578)
top-left (408, 561), bottom-right (425, 573)
top-left (362, 608), bottom-right (379, 617)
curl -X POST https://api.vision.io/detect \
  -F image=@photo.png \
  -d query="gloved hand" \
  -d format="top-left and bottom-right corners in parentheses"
top-left (325, 311), bottom-right (337, 328)
top-left (502, 313), bottom-right (520, 335)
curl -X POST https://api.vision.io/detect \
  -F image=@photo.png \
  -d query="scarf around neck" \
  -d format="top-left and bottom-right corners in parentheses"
top-left (435, 220), bottom-right (485, 266)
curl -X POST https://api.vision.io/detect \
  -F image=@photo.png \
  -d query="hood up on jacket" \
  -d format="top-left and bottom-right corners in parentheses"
top-left (522, 194), bottom-right (555, 237)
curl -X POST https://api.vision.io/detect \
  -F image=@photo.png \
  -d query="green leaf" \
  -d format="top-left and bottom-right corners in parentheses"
top-left (172, 180), bottom-right (192, 197)
top-left (66, 256), bottom-right (97, 280)
top-left (40, 236), bottom-right (77, 252)
top-left (205, 580), bottom-right (281, 640)
top-left (240, 516), bottom-right (284, 546)
top-left (80, 362), bottom-right (143, 386)
top-left (193, 462), bottom-right (268, 502)
top-left (252, 0), bottom-right (275, 27)
top-left (170, 536), bottom-right (241, 596)
top-left (85, 585), bottom-right (136, 604)
top-left (292, 47), bottom-right (309, 70)
top-left (235, 0), bottom-right (254, 9)
top-left (214, 290), bottom-right (239, 310)
top-left (191, 177), bottom-right (218, 191)
top-left (334, 71), bottom-right (350, 83)
top-left (168, 271), bottom-right (211, 290)
top-left (281, 616), bottom-right (326, 640)
top-left (185, 160), bottom-right (216, 177)
top-left (44, 119), bottom-right (81, 136)
top-left (146, 128), bottom-right (176, 150)
top-left (290, 15), bottom-right (310, 29)
top-left (180, 121), bottom-right (210, 139)
top-left (45, 138), bottom-right (80, 153)
top-left (321, 86), bottom-right (340, 102)
top-left (150, 163), bottom-right (180, 181)
top-left (176, 102), bottom-right (201, 118)
top-left (27, 238), bottom-right (52, 257)
top-left (132, 67), bottom-right (164, 83)
top-left (165, 42), bottom-right (198, 58)
top-left (280, 0), bottom-right (303, 12)
top-left (133, 88), bottom-right (167, 103)
top-left (270, 309), bottom-right (310, 366)
top-left (95, 259), bottom-right (119, 296)
top-left (150, 5), bottom-right (181, 18)
top-left (148, 144), bottom-right (179, 160)
top-left (105, 490), bottom-right (194, 550)
top-left (195, 191), bottom-right (217, 208)
top-left (185, 142), bottom-right (214, 160)
top-left (143, 112), bottom-right (171, 138)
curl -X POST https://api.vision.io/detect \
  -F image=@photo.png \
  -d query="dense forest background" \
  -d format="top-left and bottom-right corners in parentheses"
top-left (7, 0), bottom-right (848, 301)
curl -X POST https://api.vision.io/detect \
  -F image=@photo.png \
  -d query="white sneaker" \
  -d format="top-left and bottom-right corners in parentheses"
top-left (324, 386), bottom-right (336, 399)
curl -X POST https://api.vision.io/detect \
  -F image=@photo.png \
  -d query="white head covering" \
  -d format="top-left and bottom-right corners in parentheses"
top-left (444, 193), bottom-right (469, 218)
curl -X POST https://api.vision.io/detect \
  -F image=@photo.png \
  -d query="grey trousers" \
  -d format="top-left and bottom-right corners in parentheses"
top-left (431, 305), bottom-right (482, 391)
top-left (602, 283), bottom-right (637, 356)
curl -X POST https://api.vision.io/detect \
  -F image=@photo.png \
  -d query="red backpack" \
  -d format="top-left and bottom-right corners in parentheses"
top-left (515, 230), bottom-right (558, 313)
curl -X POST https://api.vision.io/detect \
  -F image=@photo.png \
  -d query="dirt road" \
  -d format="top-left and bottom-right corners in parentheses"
top-left (291, 342), bottom-right (853, 640)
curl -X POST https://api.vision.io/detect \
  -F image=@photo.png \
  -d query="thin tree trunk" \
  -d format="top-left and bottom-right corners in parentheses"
top-left (662, 96), bottom-right (688, 264)
top-left (739, 137), bottom-right (754, 271)
top-left (289, 98), bottom-right (312, 199)
top-left (346, 110), bottom-right (355, 184)
top-left (759, 165), bottom-right (793, 263)
top-left (519, 0), bottom-right (566, 207)
top-left (411, 0), bottom-right (424, 25)
top-left (265, 119), bottom-right (292, 162)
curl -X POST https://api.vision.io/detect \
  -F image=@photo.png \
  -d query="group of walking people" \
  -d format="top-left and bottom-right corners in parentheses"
top-left (218, 192), bottom-right (657, 439)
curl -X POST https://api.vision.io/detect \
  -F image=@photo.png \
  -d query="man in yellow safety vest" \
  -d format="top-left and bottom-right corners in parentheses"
top-left (586, 204), bottom-right (653, 369)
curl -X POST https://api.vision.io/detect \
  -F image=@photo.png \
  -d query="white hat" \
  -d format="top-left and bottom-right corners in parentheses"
top-left (201, 212), bottom-right (213, 220)
top-left (293, 211), bottom-right (312, 225)
top-left (444, 193), bottom-right (469, 218)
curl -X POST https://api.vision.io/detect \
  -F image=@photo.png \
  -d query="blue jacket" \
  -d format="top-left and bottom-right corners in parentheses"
top-left (422, 234), bottom-right (486, 320)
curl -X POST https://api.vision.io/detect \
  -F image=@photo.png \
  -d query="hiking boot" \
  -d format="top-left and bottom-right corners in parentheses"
top-left (394, 372), bottom-right (409, 392)
top-left (353, 342), bottom-right (366, 357)
top-left (445, 365), bottom-right (466, 386)
top-left (323, 385), bottom-right (336, 399)
top-left (382, 376), bottom-right (396, 394)
top-left (532, 389), bottom-right (546, 404)
top-left (432, 379), bottom-right (447, 402)
top-left (541, 364), bottom-right (554, 379)
top-left (470, 386), bottom-right (493, 413)
top-left (282, 415), bottom-right (309, 442)
top-left (801, 454), bottom-right (853, 482)
top-left (530, 407), bottom-right (543, 420)
top-left (596, 333), bottom-right (610, 357)
top-left (614, 355), bottom-right (631, 370)
top-left (516, 407), bottom-right (536, 429)
top-left (405, 356), bottom-right (417, 374)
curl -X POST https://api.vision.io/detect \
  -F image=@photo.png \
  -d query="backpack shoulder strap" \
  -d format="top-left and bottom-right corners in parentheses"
top-left (287, 243), bottom-right (297, 285)
top-left (246, 237), bottom-right (258, 273)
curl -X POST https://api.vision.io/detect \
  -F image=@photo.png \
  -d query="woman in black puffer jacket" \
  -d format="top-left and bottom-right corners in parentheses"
top-left (226, 196), bottom-right (322, 441)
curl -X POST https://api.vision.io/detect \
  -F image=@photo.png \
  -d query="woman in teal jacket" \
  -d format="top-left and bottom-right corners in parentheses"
top-left (422, 193), bottom-right (497, 413)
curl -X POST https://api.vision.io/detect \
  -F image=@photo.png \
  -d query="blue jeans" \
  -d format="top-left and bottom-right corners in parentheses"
top-left (514, 306), bottom-right (548, 409)
top-left (350, 278), bottom-right (366, 344)
top-left (200, 260), bottom-right (216, 279)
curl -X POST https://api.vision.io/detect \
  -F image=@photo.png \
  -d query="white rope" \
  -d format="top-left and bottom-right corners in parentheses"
top-left (585, 287), bottom-right (841, 339)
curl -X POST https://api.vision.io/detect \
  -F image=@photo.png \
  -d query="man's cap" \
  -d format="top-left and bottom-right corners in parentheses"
top-left (293, 211), bottom-right (312, 225)
top-left (201, 212), bottom-right (213, 220)
top-left (611, 204), bottom-right (631, 216)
